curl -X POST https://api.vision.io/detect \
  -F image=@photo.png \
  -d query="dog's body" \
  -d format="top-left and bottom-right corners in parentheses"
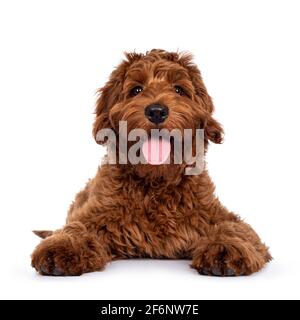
top-left (31, 50), bottom-right (271, 276)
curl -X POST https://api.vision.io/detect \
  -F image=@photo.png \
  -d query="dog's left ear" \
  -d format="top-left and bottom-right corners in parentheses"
top-left (177, 53), bottom-right (224, 143)
top-left (204, 114), bottom-right (224, 144)
top-left (177, 53), bottom-right (214, 113)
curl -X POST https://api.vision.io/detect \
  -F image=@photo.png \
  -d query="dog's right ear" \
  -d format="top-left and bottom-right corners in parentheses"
top-left (92, 70), bottom-right (124, 143)
top-left (93, 52), bottom-right (143, 144)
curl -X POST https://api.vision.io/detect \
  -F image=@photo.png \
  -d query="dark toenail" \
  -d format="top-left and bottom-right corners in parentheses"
top-left (40, 265), bottom-right (48, 275)
top-left (224, 268), bottom-right (236, 276)
top-left (52, 267), bottom-right (64, 276)
top-left (212, 267), bottom-right (222, 276)
top-left (199, 267), bottom-right (210, 275)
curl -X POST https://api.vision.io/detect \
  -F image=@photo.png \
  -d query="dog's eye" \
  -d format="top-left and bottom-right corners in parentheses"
top-left (130, 86), bottom-right (143, 96)
top-left (174, 86), bottom-right (185, 96)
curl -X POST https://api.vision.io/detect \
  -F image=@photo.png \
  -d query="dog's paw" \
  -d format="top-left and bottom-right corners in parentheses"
top-left (191, 242), bottom-right (266, 277)
top-left (31, 235), bottom-right (82, 276)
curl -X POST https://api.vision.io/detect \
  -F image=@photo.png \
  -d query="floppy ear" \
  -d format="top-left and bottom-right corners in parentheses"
top-left (92, 73), bottom-right (123, 143)
top-left (190, 70), bottom-right (215, 114)
top-left (204, 115), bottom-right (224, 144)
top-left (176, 52), bottom-right (224, 143)
top-left (176, 52), bottom-right (214, 113)
top-left (92, 52), bottom-right (143, 144)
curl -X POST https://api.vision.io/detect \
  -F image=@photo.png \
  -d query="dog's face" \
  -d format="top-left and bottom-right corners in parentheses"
top-left (93, 49), bottom-right (223, 178)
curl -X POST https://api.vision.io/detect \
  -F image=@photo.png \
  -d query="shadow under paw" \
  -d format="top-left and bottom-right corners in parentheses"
top-left (198, 266), bottom-right (241, 277)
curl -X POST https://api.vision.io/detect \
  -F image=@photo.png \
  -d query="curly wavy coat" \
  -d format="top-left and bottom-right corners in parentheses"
top-left (31, 49), bottom-right (271, 276)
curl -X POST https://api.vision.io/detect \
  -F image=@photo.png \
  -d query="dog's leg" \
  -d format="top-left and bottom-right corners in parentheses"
top-left (31, 221), bottom-right (111, 276)
top-left (191, 212), bottom-right (272, 276)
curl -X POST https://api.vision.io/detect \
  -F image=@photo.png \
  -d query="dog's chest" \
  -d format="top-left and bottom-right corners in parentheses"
top-left (126, 184), bottom-right (196, 218)
top-left (115, 185), bottom-right (200, 257)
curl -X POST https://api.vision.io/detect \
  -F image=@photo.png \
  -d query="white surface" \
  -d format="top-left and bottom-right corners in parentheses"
top-left (0, 0), bottom-right (299, 300)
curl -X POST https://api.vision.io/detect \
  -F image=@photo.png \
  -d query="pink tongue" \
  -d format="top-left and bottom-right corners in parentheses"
top-left (142, 138), bottom-right (171, 165)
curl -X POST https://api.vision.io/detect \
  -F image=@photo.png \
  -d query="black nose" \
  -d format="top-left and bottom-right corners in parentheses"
top-left (145, 104), bottom-right (169, 124)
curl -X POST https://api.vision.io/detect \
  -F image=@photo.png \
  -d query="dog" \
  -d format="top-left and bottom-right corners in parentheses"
top-left (31, 49), bottom-right (271, 276)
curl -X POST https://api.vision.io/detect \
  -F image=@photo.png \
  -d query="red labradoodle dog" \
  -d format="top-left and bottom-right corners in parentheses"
top-left (31, 49), bottom-right (271, 276)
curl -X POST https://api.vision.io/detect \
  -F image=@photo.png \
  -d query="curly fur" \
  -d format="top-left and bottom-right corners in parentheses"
top-left (31, 49), bottom-right (271, 276)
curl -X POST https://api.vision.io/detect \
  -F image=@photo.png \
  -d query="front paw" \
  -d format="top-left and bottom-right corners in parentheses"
top-left (191, 242), bottom-right (267, 276)
top-left (31, 235), bottom-right (82, 276)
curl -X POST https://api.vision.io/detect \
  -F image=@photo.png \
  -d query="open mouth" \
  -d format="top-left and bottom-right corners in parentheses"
top-left (141, 136), bottom-right (171, 165)
top-left (106, 121), bottom-right (201, 170)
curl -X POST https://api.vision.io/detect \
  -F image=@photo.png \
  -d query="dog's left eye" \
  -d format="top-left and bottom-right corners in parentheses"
top-left (174, 86), bottom-right (185, 96)
top-left (130, 86), bottom-right (143, 96)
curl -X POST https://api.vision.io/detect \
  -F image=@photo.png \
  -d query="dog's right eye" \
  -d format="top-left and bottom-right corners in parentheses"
top-left (130, 86), bottom-right (143, 97)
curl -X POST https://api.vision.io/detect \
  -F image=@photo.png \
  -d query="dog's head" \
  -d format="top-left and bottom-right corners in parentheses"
top-left (93, 49), bottom-right (223, 179)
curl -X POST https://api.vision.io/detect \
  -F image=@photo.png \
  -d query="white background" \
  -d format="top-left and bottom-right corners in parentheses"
top-left (0, 0), bottom-right (299, 300)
